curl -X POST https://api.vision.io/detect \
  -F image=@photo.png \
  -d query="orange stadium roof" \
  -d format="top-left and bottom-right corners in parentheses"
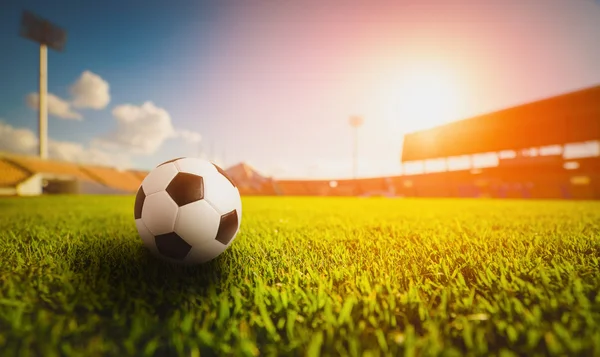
top-left (0, 153), bottom-right (146, 193)
top-left (401, 84), bottom-right (600, 162)
top-left (0, 153), bottom-right (95, 181)
top-left (0, 158), bottom-right (31, 187)
top-left (80, 165), bottom-right (143, 193)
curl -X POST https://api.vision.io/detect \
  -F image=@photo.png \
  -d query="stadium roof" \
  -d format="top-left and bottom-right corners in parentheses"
top-left (401, 84), bottom-right (600, 162)
top-left (0, 159), bottom-right (30, 188)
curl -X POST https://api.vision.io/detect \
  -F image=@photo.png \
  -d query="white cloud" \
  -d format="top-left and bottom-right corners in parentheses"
top-left (0, 121), bottom-right (129, 168)
top-left (26, 71), bottom-right (111, 118)
top-left (96, 101), bottom-right (202, 155)
top-left (26, 93), bottom-right (82, 120)
top-left (0, 121), bottom-right (38, 154)
top-left (70, 70), bottom-right (111, 110)
top-left (99, 101), bottom-right (176, 155)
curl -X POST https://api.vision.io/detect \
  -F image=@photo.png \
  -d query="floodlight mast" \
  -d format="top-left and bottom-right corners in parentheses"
top-left (39, 44), bottom-right (48, 159)
top-left (349, 115), bottom-right (364, 180)
top-left (19, 11), bottom-right (67, 160)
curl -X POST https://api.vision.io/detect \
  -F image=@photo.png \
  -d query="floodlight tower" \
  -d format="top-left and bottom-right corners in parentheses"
top-left (19, 11), bottom-right (67, 160)
top-left (349, 115), bottom-right (364, 179)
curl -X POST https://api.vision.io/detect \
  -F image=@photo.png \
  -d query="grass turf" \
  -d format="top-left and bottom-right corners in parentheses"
top-left (0, 195), bottom-right (599, 357)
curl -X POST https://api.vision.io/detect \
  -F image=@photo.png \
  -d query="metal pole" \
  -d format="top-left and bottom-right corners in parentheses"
top-left (39, 43), bottom-right (48, 159)
top-left (353, 126), bottom-right (358, 179)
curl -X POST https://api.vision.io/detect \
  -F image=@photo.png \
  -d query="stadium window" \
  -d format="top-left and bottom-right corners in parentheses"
top-left (563, 141), bottom-right (600, 159)
top-left (563, 161), bottom-right (580, 170)
top-left (521, 147), bottom-right (538, 157)
top-left (447, 155), bottom-right (471, 171)
top-left (570, 176), bottom-right (590, 185)
top-left (539, 145), bottom-right (562, 156)
top-left (530, 148), bottom-right (538, 156)
top-left (472, 152), bottom-right (499, 168)
top-left (424, 158), bottom-right (446, 173)
top-left (402, 161), bottom-right (424, 175)
top-left (498, 150), bottom-right (516, 159)
top-left (587, 141), bottom-right (599, 156)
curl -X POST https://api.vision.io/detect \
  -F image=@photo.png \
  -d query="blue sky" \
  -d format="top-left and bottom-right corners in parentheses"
top-left (1, 0), bottom-right (600, 178)
top-left (0, 0), bottom-right (223, 169)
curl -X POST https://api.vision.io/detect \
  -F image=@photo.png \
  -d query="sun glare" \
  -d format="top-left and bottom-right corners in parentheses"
top-left (378, 65), bottom-right (463, 134)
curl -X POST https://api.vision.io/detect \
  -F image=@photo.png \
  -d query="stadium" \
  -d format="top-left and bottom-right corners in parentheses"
top-left (2, 84), bottom-right (599, 199)
top-left (2, 3), bottom-right (600, 357)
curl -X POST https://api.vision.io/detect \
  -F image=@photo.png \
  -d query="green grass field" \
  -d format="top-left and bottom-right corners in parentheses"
top-left (0, 196), bottom-right (599, 357)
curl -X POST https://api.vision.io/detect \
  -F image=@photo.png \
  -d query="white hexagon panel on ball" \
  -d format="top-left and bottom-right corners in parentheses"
top-left (134, 157), bottom-right (242, 265)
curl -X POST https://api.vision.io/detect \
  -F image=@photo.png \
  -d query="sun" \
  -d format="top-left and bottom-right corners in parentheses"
top-left (377, 65), bottom-right (463, 133)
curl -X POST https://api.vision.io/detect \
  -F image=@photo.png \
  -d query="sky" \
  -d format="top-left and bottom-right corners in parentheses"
top-left (0, 0), bottom-right (599, 179)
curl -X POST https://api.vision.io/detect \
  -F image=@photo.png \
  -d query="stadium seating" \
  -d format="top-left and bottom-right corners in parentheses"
top-left (129, 170), bottom-right (149, 181)
top-left (356, 177), bottom-right (389, 195)
top-left (1, 152), bottom-right (598, 199)
top-left (329, 180), bottom-right (360, 196)
top-left (296, 181), bottom-right (326, 196)
top-left (80, 166), bottom-right (143, 193)
top-left (2, 153), bottom-right (93, 181)
top-left (273, 181), bottom-right (313, 195)
top-left (0, 159), bottom-right (30, 188)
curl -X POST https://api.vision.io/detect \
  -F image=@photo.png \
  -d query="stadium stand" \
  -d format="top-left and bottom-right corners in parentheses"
top-left (272, 181), bottom-right (312, 196)
top-left (1, 153), bottom-right (598, 199)
top-left (356, 177), bottom-right (389, 196)
top-left (254, 85), bottom-right (593, 200)
top-left (402, 85), bottom-right (600, 161)
top-left (0, 159), bottom-right (32, 195)
top-left (80, 165), bottom-right (143, 193)
top-left (2, 152), bottom-right (94, 181)
top-left (328, 179), bottom-right (361, 196)
top-left (129, 170), bottom-right (150, 181)
top-left (397, 84), bottom-right (600, 200)
top-left (0, 153), bottom-right (143, 195)
top-left (1, 85), bottom-right (598, 199)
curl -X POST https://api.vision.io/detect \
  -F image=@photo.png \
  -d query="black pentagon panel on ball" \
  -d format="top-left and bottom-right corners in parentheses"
top-left (134, 186), bottom-right (145, 219)
top-left (166, 172), bottom-right (204, 206)
top-left (157, 157), bottom-right (185, 168)
top-left (212, 163), bottom-right (236, 188)
top-left (154, 232), bottom-right (192, 260)
top-left (215, 209), bottom-right (239, 245)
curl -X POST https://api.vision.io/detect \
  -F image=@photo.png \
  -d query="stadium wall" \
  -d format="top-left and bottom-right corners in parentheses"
top-left (16, 174), bottom-right (43, 196)
top-left (0, 174), bottom-right (43, 196)
top-left (267, 159), bottom-right (600, 199)
top-left (2, 154), bottom-right (598, 199)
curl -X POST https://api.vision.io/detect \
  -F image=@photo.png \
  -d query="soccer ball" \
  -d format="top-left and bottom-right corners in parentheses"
top-left (133, 157), bottom-right (242, 265)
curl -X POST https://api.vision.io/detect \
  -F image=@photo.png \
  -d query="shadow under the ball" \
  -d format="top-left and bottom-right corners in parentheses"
top-left (66, 238), bottom-right (232, 320)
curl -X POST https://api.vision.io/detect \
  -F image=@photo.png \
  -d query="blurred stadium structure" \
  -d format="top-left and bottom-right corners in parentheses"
top-left (1, 84), bottom-right (599, 199)
top-left (397, 84), bottom-right (600, 199)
